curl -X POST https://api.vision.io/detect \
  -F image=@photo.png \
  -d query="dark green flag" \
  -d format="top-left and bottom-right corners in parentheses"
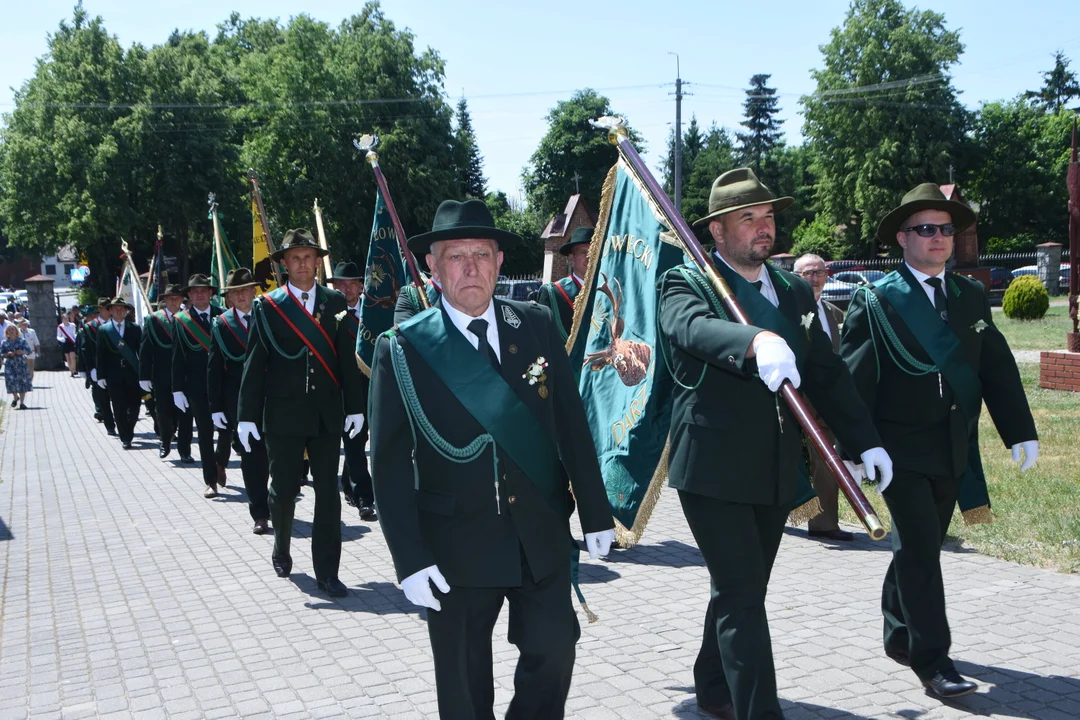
top-left (574, 162), bottom-right (683, 546)
top-left (356, 189), bottom-right (407, 374)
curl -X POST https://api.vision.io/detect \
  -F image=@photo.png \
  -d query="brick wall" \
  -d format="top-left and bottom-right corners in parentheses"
top-left (1039, 351), bottom-right (1080, 392)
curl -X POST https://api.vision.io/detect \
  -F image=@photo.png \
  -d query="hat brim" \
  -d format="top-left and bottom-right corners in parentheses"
top-left (407, 226), bottom-right (522, 259)
top-left (110, 301), bottom-right (135, 310)
top-left (558, 238), bottom-right (591, 256)
top-left (220, 282), bottom-right (259, 295)
top-left (691, 196), bottom-right (794, 228)
top-left (271, 245), bottom-right (330, 262)
top-left (329, 274), bottom-right (364, 282)
top-left (877, 199), bottom-right (976, 245)
top-left (181, 284), bottom-right (218, 294)
top-left (162, 290), bottom-right (185, 298)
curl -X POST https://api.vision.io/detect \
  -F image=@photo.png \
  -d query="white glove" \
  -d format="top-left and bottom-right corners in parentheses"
top-left (860, 447), bottom-right (894, 492)
top-left (212, 412), bottom-right (228, 430)
top-left (90, 368), bottom-right (98, 382)
top-left (585, 529), bottom-right (616, 559)
top-left (97, 378), bottom-right (107, 389)
top-left (752, 334), bottom-right (801, 392)
top-left (139, 380), bottom-right (152, 393)
top-left (400, 565), bottom-right (450, 611)
top-left (237, 421), bottom-right (261, 453)
top-left (843, 459), bottom-right (866, 483)
top-left (172, 391), bottom-right (189, 413)
top-left (344, 414), bottom-right (365, 439)
top-left (1011, 440), bottom-right (1039, 472)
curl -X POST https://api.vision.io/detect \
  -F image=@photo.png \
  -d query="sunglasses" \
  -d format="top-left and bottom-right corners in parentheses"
top-left (902, 223), bottom-right (956, 238)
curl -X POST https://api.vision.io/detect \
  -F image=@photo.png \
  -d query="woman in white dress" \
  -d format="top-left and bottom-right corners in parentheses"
top-left (17, 318), bottom-right (40, 380)
top-left (56, 310), bottom-right (78, 376)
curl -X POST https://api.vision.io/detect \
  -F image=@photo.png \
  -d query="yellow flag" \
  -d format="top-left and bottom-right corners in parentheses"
top-left (251, 197), bottom-right (278, 295)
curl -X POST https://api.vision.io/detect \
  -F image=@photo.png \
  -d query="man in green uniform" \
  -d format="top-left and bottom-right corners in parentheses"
top-left (369, 199), bottom-right (615, 720)
top-left (82, 298), bottom-right (116, 435)
top-left (172, 274), bottom-right (231, 497)
top-left (840, 183), bottom-right (1039, 699)
top-left (659, 168), bottom-right (892, 720)
top-left (95, 297), bottom-right (143, 449)
top-left (237, 230), bottom-right (366, 597)
top-left (209, 268), bottom-right (270, 534)
top-left (139, 283), bottom-right (194, 460)
top-left (328, 261), bottom-right (376, 521)
top-left (533, 226), bottom-right (592, 343)
top-left (394, 275), bottom-right (441, 324)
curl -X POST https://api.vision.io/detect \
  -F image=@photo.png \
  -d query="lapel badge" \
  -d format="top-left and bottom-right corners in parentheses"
top-left (508, 344), bottom-right (518, 354)
top-left (502, 304), bottom-right (521, 329)
top-left (522, 356), bottom-right (549, 399)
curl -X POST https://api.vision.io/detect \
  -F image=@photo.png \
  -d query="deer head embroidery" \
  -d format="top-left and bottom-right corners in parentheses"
top-left (583, 273), bottom-right (652, 386)
top-left (362, 248), bottom-right (401, 309)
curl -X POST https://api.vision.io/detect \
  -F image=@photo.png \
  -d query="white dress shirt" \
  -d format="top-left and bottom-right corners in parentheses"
top-left (190, 306), bottom-right (212, 325)
top-left (713, 251), bottom-right (779, 308)
top-left (112, 319), bottom-right (126, 338)
top-left (288, 282), bottom-right (317, 314)
top-left (347, 302), bottom-right (360, 318)
top-left (904, 262), bottom-right (946, 308)
top-left (442, 298), bottom-right (501, 363)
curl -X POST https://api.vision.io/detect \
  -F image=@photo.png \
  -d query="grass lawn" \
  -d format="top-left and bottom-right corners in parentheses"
top-left (839, 362), bottom-right (1080, 573)
top-left (991, 304), bottom-right (1072, 351)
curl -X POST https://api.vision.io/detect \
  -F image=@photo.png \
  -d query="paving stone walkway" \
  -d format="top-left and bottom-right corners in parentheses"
top-left (1, 371), bottom-right (1079, 719)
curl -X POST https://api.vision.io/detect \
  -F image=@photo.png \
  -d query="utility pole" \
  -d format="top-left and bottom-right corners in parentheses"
top-left (669, 52), bottom-right (686, 212)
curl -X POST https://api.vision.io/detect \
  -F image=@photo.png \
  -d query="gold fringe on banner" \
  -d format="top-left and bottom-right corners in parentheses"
top-left (787, 496), bottom-right (822, 527)
top-left (564, 163), bottom-right (619, 355)
top-left (962, 505), bottom-right (993, 525)
top-left (613, 440), bottom-right (671, 548)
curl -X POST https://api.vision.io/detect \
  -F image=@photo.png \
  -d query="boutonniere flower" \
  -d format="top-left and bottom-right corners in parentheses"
top-left (800, 311), bottom-right (815, 337)
top-left (972, 319), bottom-right (988, 333)
top-left (523, 356), bottom-right (550, 398)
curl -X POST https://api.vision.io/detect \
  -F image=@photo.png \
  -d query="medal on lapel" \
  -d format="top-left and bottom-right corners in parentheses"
top-left (523, 356), bottom-right (550, 399)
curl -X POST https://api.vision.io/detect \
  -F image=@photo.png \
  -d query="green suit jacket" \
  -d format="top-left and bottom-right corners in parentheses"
top-left (839, 265), bottom-right (1036, 478)
top-left (534, 276), bottom-right (581, 343)
top-left (238, 284), bottom-right (365, 435)
top-left (139, 311), bottom-right (176, 388)
top-left (658, 260), bottom-right (881, 506)
top-left (369, 299), bottom-right (613, 587)
top-left (393, 281), bottom-right (442, 325)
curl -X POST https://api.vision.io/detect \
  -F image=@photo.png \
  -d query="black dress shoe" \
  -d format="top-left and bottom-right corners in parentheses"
top-left (272, 554), bottom-right (292, 578)
top-left (343, 494), bottom-right (357, 508)
top-left (107, 429), bottom-right (118, 437)
top-left (697, 699), bottom-right (735, 720)
top-left (317, 577), bottom-right (348, 597)
top-left (885, 649), bottom-right (910, 666)
top-left (122, 441), bottom-right (133, 449)
top-left (358, 503), bottom-right (378, 522)
top-left (180, 455), bottom-right (195, 464)
top-left (252, 519), bottom-right (269, 535)
top-left (923, 668), bottom-right (977, 698)
top-left (159, 443), bottom-right (171, 459)
top-left (808, 528), bottom-right (855, 541)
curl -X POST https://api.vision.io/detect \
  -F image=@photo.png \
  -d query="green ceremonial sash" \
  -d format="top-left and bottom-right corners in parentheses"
top-left (397, 307), bottom-right (561, 506)
top-left (101, 322), bottom-right (140, 373)
top-left (873, 269), bottom-right (989, 519)
top-left (544, 276), bottom-right (580, 341)
top-left (211, 310), bottom-right (249, 363)
top-left (175, 310), bottom-right (212, 352)
top-left (261, 287), bottom-right (339, 386)
top-left (146, 311), bottom-right (174, 349)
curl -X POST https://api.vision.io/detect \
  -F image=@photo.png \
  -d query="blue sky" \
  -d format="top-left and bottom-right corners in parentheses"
top-left (3, 0), bottom-right (1079, 206)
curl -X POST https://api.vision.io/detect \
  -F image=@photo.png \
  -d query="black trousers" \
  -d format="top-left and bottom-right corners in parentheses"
top-left (239, 433), bottom-right (271, 521)
top-left (680, 491), bottom-right (789, 720)
top-left (189, 392), bottom-right (230, 487)
top-left (265, 428), bottom-right (341, 580)
top-left (92, 384), bottom-right (114, 432)
top-left (155, 388), bottom-right (193, 456)
top-left (881, 468), bottom-right (960, 680)
top-left (340, 423), bottom-right (373, 505)
top-left (427, 549), bottom-right (578, 720)
top-left (107, 378), bottom-right (142, 443)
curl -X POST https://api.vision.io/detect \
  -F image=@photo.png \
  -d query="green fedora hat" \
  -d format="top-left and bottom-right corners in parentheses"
top-left (408, 199), bottom-right (522, 257)
top-left (97, 297), bottom-right (113, 308)
top-left (876, 182), bottom-right (977, 245)
top-left (221, 268), bottom-right (259, 295)
top-left (272, 228), bottom-right (329, 262)
top-left (691, 168), bottom-right (793, 228)
top-left (330, 261), bottom-right (363, 281)
top-left (161, 283), bottom-right (185, 298)
top-left (558, 226), bottom-right (595, 256)
top-left (181, 273), bottom-right (218, 293)
top-left (108, 296), bottom-right (135, 310)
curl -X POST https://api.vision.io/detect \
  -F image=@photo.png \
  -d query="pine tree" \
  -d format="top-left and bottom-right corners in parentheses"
top-left (1023, 51), bottom-right (1080, 113)
top-left (736, 74), bottom-right (784, 174)
top-left (661, 115), bottom-right (704, 212)
top-left (455, 98), bottom-right (487, 198)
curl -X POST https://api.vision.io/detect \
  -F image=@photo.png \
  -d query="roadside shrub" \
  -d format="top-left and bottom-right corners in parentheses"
top-left (1002, 274), bottom-right (1049, 320)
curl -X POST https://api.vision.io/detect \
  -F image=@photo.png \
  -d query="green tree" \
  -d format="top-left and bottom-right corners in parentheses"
top-left (789, 216), bottom-right (840, 259)
top-left (454, 98), bottom-right (486, 198)
top-left (683, 123), bottom-right (738, 227)
top-left (737, 74), bottom-right (785, 175)
top-left (523, 89), bottom-right (642, 222)
top-left (1023, 51), bottom-right (1080, 113)
top-left (768, 144), bottom-right (818, 249)
top-left (486, 192), bottom-right (543, 276)
top-left (661, 114), bottom-right (704, 212)
top-left (801, 0), bottom-right (968, 257)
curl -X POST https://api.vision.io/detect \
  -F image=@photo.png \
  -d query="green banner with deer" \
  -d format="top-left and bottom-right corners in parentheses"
top-left (356, 188), bottom-right (408, 373)
top-left (571, 160), bottom-right (684, 546)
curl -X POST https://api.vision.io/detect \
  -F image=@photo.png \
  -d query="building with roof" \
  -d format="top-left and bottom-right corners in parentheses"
top-left (539, 194), bottom-right (597, 282)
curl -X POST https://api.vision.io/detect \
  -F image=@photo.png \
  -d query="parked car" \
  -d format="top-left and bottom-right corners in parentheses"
top-left (1011, 264), bottom-right (1070, 293)
top-left (825, 260), bottom-right (865, 276)
top-left (495, 279), bottom-right (542, 302)
top-left (987, 266), bottom-right (1012, 292)
top-left (821, 278), bottom-right (858, 304)
top-left (832, 270), bottom-right (886, 287)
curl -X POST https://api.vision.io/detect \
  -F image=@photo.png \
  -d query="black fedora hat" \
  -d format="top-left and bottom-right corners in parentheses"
top-left (330, 261), bottom-right (363, 281)
top-left (221, 268), bottom-right (259, 295)
top-left (558, 226), bottom-right (595, 256)
top-left (877, 183), bottom-right (977, 245)
top-left (408, 199), bottom-right (522, 258)
top-left (108, 296), bottom-right (134, 310)
top-left (272, 228), bottom-right (329, 262)
top-left (161, 283), bottom-right (185, 298)
top-left (182, 273), bottom-right (218, 293)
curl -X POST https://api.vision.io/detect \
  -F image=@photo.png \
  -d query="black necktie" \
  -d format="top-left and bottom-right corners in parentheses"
top-left (301, 292), bottom-right (309, 310)
top-left (925, 278), bottom-right (948, 323)
top-left (198, 312), bottom-right (209, 329)
top-left (467, 318), bottom-right (500, 372)
top-left (241, 313), bottom-right (250, 327)
top-left (350, 308), bottom-right (358, 319)
top-left (752, 280), bottom-right (763, 291)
